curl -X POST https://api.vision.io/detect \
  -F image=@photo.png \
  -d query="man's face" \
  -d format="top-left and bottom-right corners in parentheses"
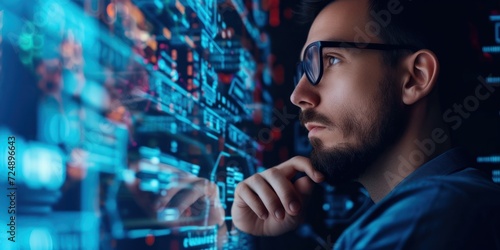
top-left (290, 0), bottom-right (408, 185)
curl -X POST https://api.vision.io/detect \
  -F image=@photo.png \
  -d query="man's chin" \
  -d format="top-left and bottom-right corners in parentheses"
top-left (309, 144), bottom-right (369, 186)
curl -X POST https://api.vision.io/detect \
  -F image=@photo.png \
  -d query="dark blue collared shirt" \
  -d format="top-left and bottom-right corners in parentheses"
top-left (334, 148), bottom-right (500, 249)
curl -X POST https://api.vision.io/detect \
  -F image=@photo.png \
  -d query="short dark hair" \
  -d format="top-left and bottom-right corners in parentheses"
top-left (295, 0), bottom-right (484, 109)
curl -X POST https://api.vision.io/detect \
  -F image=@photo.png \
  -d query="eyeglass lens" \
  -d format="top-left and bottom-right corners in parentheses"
top-left (305, 43), bottom-right (320, 85)
top-left (295, 43), bottom-right (321, 86)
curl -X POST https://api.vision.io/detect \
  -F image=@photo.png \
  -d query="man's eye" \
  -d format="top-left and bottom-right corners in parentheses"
top-left (327, 56), bottom-right (341, 65)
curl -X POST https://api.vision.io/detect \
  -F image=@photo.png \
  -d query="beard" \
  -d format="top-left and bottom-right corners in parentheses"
top-left (300, 75), bottom-right (408, 186)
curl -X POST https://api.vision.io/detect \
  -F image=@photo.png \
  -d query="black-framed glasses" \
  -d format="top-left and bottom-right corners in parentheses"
top-left (294, 41), bottom-right (418, 86)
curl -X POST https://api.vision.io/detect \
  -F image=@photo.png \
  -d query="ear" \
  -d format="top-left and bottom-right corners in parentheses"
top-left (400, 50), bottom-right (439, 105)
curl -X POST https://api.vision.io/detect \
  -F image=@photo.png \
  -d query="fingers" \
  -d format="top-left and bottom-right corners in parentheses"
top-left (166, 187), bottom-right (206, 215)
top-left (148, 178), bottom-right (225, 227)
top-left (236, 173), bottom-right (285, 220)
top-left (234, 181), bottom-right (269, 220)
top-left (235, 156), bottom-right (324, 221)
top-left (262, 168), bottom-right (302, 217)
top-left (154, 177), bottom-right (203, 210)
top-left (157, 178), bottom-right (218, 215)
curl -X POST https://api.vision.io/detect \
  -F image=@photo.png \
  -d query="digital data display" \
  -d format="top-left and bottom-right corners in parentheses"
top-left (0, 0), bottom-right (274, 249)
top-left (1, 0), bottom-right (499, 249)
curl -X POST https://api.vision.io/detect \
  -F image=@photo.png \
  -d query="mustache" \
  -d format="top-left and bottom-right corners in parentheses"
top-left (299, 109), bottom-right (334, 128)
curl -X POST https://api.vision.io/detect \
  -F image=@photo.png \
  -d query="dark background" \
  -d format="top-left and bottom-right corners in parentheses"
top-left (0, 0), bottom-right (499, 249)
top-left (259, 0), bottom-right (500, 249)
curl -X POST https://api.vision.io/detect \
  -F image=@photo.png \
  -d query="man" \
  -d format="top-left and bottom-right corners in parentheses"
top-left (231, 0), bottom-right (500, 248)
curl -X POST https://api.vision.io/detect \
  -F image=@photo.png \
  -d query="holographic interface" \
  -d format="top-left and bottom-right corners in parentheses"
top-left (0, 0), bottom-right (274, 249)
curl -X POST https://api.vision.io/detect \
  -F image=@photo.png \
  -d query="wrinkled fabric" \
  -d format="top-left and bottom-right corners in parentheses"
top-left (334, 148), bottom-right (500, 250)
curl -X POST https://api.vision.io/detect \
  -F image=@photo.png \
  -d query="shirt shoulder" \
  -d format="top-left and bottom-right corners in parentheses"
top-left (335, 168), bottom-right (500, 250)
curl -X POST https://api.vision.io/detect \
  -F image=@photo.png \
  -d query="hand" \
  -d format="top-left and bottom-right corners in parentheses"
top-left (153, 176), bottom-right (225, 227)
top-left (231, 156), bottom-right (324, 236)
top-left (126, 160), bottom-right (225, 228)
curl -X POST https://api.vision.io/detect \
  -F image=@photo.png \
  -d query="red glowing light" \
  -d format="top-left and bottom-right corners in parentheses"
top-left (145, 234), bottom-right (155, 246)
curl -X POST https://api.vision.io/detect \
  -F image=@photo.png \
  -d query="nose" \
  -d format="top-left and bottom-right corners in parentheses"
top-left (290, 75), bottom-right (319, 110)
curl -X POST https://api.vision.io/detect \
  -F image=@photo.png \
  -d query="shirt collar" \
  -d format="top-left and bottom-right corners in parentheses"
top-left (394, 147), bottom-right (473, 189)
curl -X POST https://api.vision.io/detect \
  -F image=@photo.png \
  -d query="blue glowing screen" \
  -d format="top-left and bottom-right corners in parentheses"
top-left (2, 0), bottom-right (500, 249)
top-left (0, 0), bottom-right (273, 249)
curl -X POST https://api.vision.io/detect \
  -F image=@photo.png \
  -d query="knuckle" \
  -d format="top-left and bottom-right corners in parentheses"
top-left (266, 167), bottom-right (281, 178)
top-left (290, 155), bottom-right (305, 162)
top-left (235, 182), bottom-right (249, 195)
top-left (249, 173), bottom-right (266, 185)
